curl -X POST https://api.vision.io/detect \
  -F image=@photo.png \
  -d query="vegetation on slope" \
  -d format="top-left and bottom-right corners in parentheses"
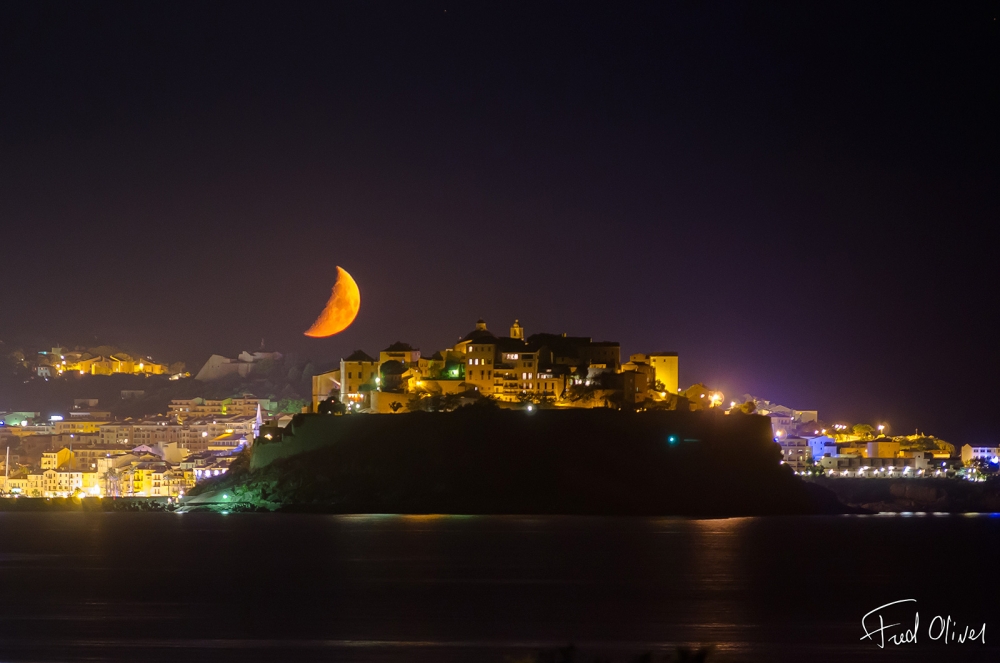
top-left (193, 409), bottom-right (848, 516)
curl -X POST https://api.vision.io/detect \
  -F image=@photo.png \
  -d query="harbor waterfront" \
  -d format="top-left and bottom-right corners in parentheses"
top-left (0, 512), bottom-right (997, 663)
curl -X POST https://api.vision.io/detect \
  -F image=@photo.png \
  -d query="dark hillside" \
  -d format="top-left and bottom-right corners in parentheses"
top-left (191, 410), bottom-right (848, 516)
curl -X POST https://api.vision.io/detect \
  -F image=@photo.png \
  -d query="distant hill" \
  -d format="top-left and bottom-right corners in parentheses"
top-left (0, 372), bottom-right (316, 419)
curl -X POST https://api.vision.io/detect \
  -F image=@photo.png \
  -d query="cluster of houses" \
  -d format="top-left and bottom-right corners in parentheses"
top-left (29, 347), bottom-right (174, 378)
top-left (0, 398), bottom-right (268, 498)
top-left (310, 318), bottom-right (681, 413)
top-left (765, 410), bottom-right (955, 477)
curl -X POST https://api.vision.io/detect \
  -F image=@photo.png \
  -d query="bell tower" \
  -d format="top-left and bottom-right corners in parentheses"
top-left (510, 319), bottom-right (524, 340)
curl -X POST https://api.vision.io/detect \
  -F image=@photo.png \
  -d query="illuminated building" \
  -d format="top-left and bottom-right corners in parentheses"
top-left (765, 412), bottom-right (793, 439)
top-left (867, 441), bottom-right (901, 459)
top-left (962, 444), bottom-right (1000, 464)
top-left (808, 435), bottom-right (838, 461)
top-left (777, 437), bottom-right (811, 471)
top-left (58, 354), bottom-right (169, 376)
top-left (72, 444), bottom-right (136, 471)
top-left (100, 424), bottom-right (134, 445)
top-left (207, 432), bottom-right (250, 453)
top-left (53, 416), bottom-right (111, 435)
top-left (41, 448), bottom-right (73, 470)
top-left (379, 342), bottom-right (420, 366)
top-left (168, 397), bottom-right (273, 421)
top-left (620, 370), bottom-right (651, 405)
top-left (131, 419), bottom-right (184, 447)
top-left (181, 414), bottom-right (260, 453)
top-left (194, 350), bottom-right (283, 381)
top-left (1, 423), bottom-right (54, 439)
top-left (304, 317), bottom-right (681, 413)
top-left (311, 369), bottom-right (341, 412)
top-left (339, 350), bottom-right (378, 406)
top-left (0, 412), bottom-right (40, 427)
top-left (457, 321), bottom-right (601, 403)
top-left (41, 469), bottom-right (101, 497)
top-left (185, 453), bottom-right (237, 483)
top-left (628, 352), bottom-right (678, 394)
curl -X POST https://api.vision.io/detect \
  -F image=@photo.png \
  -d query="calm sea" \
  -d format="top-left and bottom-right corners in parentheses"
top-left (0, 513), bottom-right (997, 662)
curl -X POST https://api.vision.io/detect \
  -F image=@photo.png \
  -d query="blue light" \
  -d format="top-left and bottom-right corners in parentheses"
top-left (667, 435), bottom-right (678, 445)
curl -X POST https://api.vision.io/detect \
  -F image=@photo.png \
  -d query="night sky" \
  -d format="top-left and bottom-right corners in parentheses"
top-left (1, 2), bottom-right (998, 441)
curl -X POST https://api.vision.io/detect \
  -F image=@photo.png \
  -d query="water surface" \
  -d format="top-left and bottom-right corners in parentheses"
top-left (0, 513), bottom-right (996, 661)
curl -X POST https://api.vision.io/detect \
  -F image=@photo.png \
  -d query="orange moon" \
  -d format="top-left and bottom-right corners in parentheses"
top-left (304, 266), bottom-right (361, 337)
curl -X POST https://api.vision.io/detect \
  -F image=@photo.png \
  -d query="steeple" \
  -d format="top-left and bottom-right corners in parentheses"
top-left (510, 319), bottom-right (524, 340)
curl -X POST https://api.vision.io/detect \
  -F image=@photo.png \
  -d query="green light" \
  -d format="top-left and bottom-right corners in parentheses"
top-left (668, 435), bottom-right (678, 445)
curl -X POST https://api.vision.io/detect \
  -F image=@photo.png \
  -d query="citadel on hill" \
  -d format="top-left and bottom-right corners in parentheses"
top-left (310, 318), bottom-right (680, 414)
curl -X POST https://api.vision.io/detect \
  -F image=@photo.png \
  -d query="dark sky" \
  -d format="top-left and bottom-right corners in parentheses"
top-left (1, 2), bottom-right (998, 441)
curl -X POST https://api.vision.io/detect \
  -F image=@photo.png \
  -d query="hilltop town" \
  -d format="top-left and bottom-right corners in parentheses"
top-left (309, 318), bottom-right (681, 413)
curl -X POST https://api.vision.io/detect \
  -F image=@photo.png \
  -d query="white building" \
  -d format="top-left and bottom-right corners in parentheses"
top-left (961, 444), bottom-right (1000, 464)
top-left (808, 435), bottom-right (838, 461)
top-left (195, 351), bottom-right (283, 381)
top-left (777, 437), bottom-right (811, 470)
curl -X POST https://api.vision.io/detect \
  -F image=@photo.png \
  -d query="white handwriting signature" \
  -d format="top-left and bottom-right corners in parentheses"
top-left (861, 599), bottom-right (985, 648)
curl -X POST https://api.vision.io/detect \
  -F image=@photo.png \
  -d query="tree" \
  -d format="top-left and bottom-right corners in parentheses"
top-left (251, 358), bottom-right (275, 376)
top-left (604, 390), bottom-right (625, 410)
top-left (168, 362), bottom-right (186, 374)
top-left (277, 398), bottom-right (307, 414)
top-left (567, 382), bottom-right (598, 403)
top-left (318, 397), bottom-right (346, 415)
top-left (459, 395), bottom-right (500, 411)
top-left (102, 468), bottom-right (121, 497)
top-left (89, 345), bottom-right (122, 358)
top-left (388, 401), bottom-right (404, 413)
top-left (853, 423), bottom-right (875, 439)
top-left (532, 392), bottom-right (556, 408)
top-left (440, 393), bottom-right (462, 411)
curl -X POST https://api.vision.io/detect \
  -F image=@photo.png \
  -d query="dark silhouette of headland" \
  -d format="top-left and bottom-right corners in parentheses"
top-left (187, 408), bottom-right (848, 516)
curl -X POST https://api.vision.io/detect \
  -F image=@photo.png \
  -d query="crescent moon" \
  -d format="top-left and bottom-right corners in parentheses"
top-left (304, 266), bottom-right (361, 337)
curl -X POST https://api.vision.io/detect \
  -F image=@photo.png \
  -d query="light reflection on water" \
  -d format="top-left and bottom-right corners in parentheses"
top-left (0, 513), bottom-right (998, 662)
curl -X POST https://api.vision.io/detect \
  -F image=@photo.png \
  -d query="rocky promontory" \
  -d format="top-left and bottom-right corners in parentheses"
top-left (187, 408), bottom-right (850, 516)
